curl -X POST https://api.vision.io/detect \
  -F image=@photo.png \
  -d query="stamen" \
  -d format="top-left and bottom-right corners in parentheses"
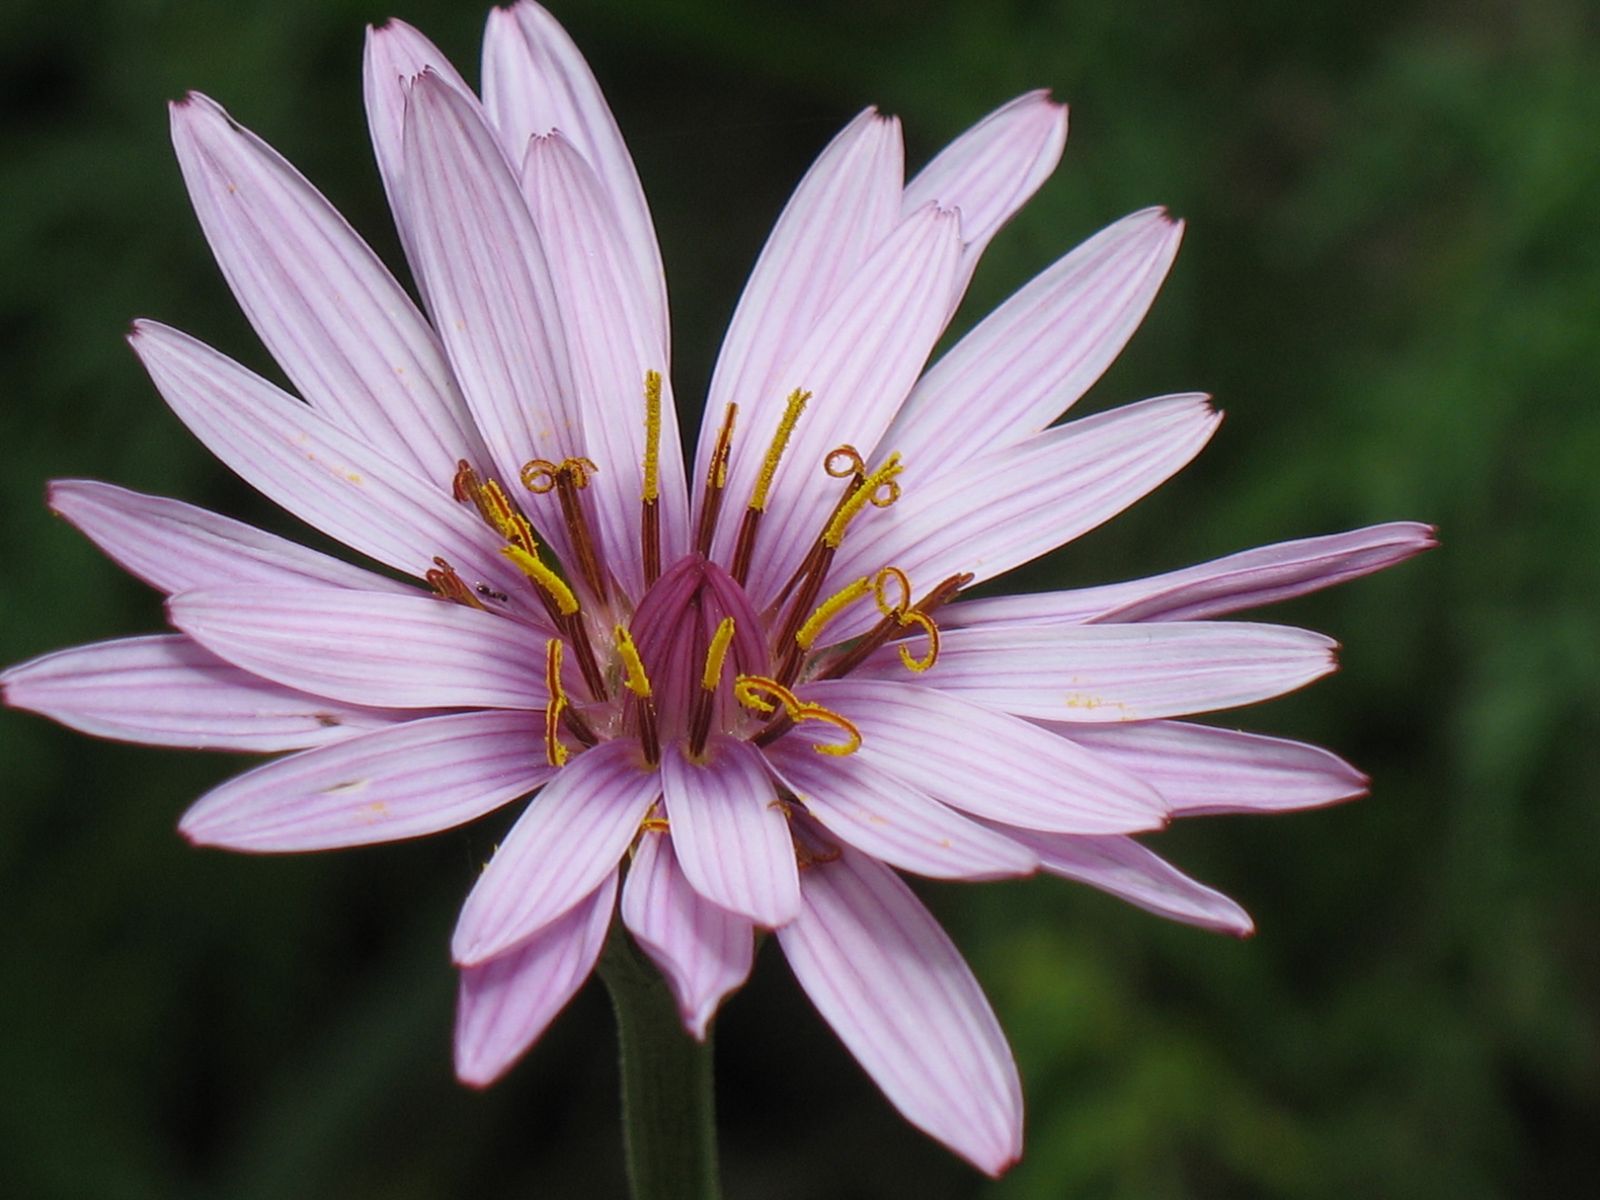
top-left (614, 625), bottom-right (652, 698)
top-left (694, 402), bottom-right (738, 555)
top-left (821, 571), bottom-right (972, 680)
top-left (701, 617), bottom-right (737, 693)
top-left (544, 639), bottom-right (569, 767)
top-left (425, 556), bottom-right (487, 609)
top-left (730, 388), bottom-right (811, 585)
top-left (641, 370), bottom-right (663, 585)
top-left (502, 545), bottom-right (579, 616)
top-left (823, 453), bottom-right (903, 549)
top-left (894, 610), bottom-right (940, 672)
top-left (521, 456), bottom-right (607, 601)
top-left (454, 461), bottom-right (538, 555)
top-left (639, 815), bottom-right (671, 834)
top-left (733, 674), bottom-right (861, 757)
top-left (795, 576), bottom-right (871, 650)
top-left (825, 446), bottom-right (866, 480)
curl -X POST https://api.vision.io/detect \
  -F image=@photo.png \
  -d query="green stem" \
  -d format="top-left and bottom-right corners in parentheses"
top-left (598, 931), bottom-right (722, 1200)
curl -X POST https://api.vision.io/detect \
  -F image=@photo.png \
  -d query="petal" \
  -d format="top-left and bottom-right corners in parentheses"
top-left (170, 92), bottom-right (482, 484)
top-left (455, 870), bottom-right (616, 1087)
top-left (882, 208), bottom-right (1183, 489)
top-left (861, 621), bottom-right (1338, 723)
top-left (169, 586), bottom-right (551, 710)
top-left (1055, 720), bottom-right (1370, 815)
top-left (130, 321), bottom-right (533, 610)
top-left (453, 740), bottom-right (659, 965)
top-left (797, 679), bottom-right (1166, 834)
top-left (47, 479), bottom-right (407, 596)
top-left (721, 204), bottom-right (965, 602)
top-left (1000, 828), bottom-right (1254, 936)
top-left (0, 634), bottom-right (405, 752)
top-left (826, 394), bottom-right (1221, 638)
top-left (519, 132), bottom-right (690, 597)
top-left (621, 828), bottom-right (754, 1039)
top-left (777, 848), bottom-right (1022, 1176)
top-left (763, 741), bottom-right (1038, 881)
top-left (362, 18), bottom-right (479, 296)
top-left (902, 89), bottom-right (1068, 294)
top-left (660, 738), bottom-right (800, 928)
top-left (400, 72), bottom-right (586, 572)
top-left (948, 522), bottom-right (1440, 628)
top-left (179, 710), bottom-right (554, 851)
top-left (481, 0), bottom-right (668, 348)
top-left (696, 109), bottom-right (903, 502)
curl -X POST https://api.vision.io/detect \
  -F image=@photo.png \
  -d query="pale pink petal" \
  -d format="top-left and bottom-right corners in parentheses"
top-left (826, 395), bottom-right (1221, 639)
top-left (621, 827), bottom-right (754, 1039)
top-left (721, 204), bottom-right (965, 602)
top-left (520, 132), bottom-right (690, 596)
top-left (948, 523), bottom-right (1439, 628)
top-left (1055, 720), bottom-right (1370, 815)
top-left (481, 0), bottom-right (668, 347)
top-left (660, 738), bottom-right (800, 928)
top-left (179, 710), bottom-right (554, 851)
top-left (777, 848), bottom-right (1022, 1176)
top-left (0, 634), bottom-right (405, 752)
top-left (170, 92), bottom-right (483, 484)
top-left (764, 741), bottom-right (1038, 881)
top-left (1000, 828), bottom-right (1254, 936)
top-left (455, 870), bottom-right (616, 1087)
top-left (169, 586), bottom-right (550, 710)
top-left (47, 480), bottom-right (407, 596)
top-left (696, 110), bottom-right (903, 500)
top-left (798, 679), bottom-right (1165, 834)
top-left (902, 89), bottom-right (1068, 295)
top-left (130, 321), bottom-right (533, 610)
top-left (860, 622), bottom-right (1338, 723)
top-left (362, 19), bottom-right (479, 296)
top-left (400, 72), bottom-right (585, 573)
top-left (882, 208), bottom-right (1183, 489)
top-left (453, 740), bottom-right (659, 965)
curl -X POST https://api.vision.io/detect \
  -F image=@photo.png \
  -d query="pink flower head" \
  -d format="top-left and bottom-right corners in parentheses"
top-left (1, 1), bottom-right (1433, 1176)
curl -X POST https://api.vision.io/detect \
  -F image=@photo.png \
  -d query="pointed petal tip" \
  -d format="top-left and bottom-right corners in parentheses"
top-left (453, 1056), bottom-right (505, 1090)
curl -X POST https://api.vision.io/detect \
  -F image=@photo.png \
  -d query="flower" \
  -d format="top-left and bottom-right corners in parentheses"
top-left (1, 1), bottom-right (1433, 1176)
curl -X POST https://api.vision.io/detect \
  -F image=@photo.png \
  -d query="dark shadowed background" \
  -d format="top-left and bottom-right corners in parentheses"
top-left (2, 0), bottom-right (1596, 1197)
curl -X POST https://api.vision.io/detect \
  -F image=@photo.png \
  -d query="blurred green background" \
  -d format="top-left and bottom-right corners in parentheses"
top-left (2, 0), bottom-right (1596, 1196)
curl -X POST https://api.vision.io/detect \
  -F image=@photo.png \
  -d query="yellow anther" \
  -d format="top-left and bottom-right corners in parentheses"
top-left (733, 674), bottom-right (861, 756)
top-left (823, 454), bottom-right (903, 548)
top-left (544, 639), bottom-right (569, 767)
top-left (641, 370), bottom-right (662, 503)
top-left (895, 610), bottom-right (941, 672)
top-left (701, 617), bottom-right (737, 692)
top-left (708, 403), bottom-right (737, 491)
top-left (520, 456), bottom-right (598, 494)
top-left (825, 445), bottom-right (866, 479)
top-left (480, 479), bottom-right (537, 555)
top-left (639, 815), bottom-right (671, 833)
top-left (502, 545), bottom-right (579, 616)
top-left (795, 576), bottom-right (871, 650)
top-left (872, 565), bottom-right (912, 616)
top-left (749, 388), bottom-right (811, 512)
top-left (613, 625), bottom-right (652, 698)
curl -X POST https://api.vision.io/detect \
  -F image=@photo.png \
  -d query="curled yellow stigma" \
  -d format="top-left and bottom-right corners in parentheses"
top-left (544, 639), bottom-right (570, 767)
top-left (795, 576), bottom-right (871, 650)
top-left (521, 456), bottom-right (599, 494)
top-left (733, 674), bottom-right (862, 756)
top-left (823, 453), bottom-right (903, 548)
top-left (749, 388), bottom-right (811, 512)
top-left (641, 370), bottom-right (662, 503)
top-left (502, 545), bottom-right (579, 616)
top-left (825, 445), bottom-right (865, 479)
top-left (613, 625), bottom-right (652, 698)
top-left (701, 617), bottom-right (737, 692)
top-left (873, 565), bottom-right (940, 672)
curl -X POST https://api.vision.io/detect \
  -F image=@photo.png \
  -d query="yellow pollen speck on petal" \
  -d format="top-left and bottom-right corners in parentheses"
top-left (749, 388), bottom-right (811, 512)
top-left (824, 454), bottom-right (903, 548)
top-left (642, 370), bottom-right (662, 503)
top-left (545, 639), bottom-right (570, 767)
top-left (701, 617), bottom-right (737, 692)
top-left (502, 545), bottom-right (579, 616)
top-left (796, 576), bottom-right (870, 650)
top-left (614, 625), bottom-right (652, 697)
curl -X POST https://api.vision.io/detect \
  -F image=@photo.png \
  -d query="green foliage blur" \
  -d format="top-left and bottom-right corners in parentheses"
top-left (2, 0), bottom-right (1595, 1196)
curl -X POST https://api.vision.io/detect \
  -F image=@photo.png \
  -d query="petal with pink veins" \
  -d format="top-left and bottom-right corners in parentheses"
top-left (455, 870), bottom-right (616, 1087)
top-left (621, 827), bottom-right (754, 1039)
top-left (179, 710), bottom-right (554, 852)
top-left (453, 739), bottom-right (659, 965)
top-left (777, 847), bottom-right (1022, 1176)
top-left (661, 738), bottom-right (800, 928)
top-left (799, 679), bottom-right (1166, 834)
top-left (0, 634), bottom-right (407, 752)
